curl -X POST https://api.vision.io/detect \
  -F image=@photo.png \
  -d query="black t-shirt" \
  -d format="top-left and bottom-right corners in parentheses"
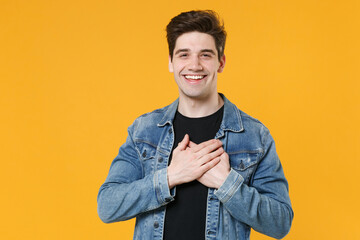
top-left (163, 106), bottom-right (224, 240)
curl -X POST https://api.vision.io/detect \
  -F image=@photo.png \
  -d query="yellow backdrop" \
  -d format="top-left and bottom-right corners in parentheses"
top-left (1, 0), bottom-right (359, 239)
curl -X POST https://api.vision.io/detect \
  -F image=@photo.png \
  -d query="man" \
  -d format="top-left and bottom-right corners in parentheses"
top-left (97, 10), bottom-right (293, 240)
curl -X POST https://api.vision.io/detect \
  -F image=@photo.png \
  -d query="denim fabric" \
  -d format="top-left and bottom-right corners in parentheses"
top-left (97, 94), bottom-right (293, 239)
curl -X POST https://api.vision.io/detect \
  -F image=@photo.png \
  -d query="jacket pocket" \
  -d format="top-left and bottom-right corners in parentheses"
top-left (229, 151), bottom-right (261, 183)
top-left (136, 141), bottom-right (158, 174)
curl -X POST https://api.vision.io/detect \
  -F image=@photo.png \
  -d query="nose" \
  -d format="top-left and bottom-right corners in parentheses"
top-left (188, 56), bottom-right (203, 71)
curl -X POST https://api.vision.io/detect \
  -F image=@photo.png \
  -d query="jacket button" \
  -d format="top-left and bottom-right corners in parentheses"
top-left (154, 221), bottom-right (159, 228)
top-left (142, 150), bottom-right (147, 158)
top-left (158, 157), bottom-right (163, 163)
top-left (168, 128), bottom-right (173, 134)
top-left (239, 160), bottom-right (245, 169)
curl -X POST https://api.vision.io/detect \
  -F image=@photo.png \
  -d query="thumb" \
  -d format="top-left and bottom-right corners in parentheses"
top-left (188, 140), bottom-right (197, 148)
top-left (177, 134), bottom-right (189, 151)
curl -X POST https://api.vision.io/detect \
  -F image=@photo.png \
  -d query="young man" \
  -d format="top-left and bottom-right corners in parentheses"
top-left (97, 10), bottom-right (293, 240)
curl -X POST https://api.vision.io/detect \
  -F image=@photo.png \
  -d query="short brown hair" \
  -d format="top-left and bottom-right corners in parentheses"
top-left (166, 10), bottom-right (226, 61)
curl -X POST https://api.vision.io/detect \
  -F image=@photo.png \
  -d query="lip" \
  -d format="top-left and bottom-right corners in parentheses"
top-left (182, 74), bottom-right (208, 84)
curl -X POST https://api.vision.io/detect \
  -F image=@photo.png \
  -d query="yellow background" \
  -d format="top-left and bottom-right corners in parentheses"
top-left (1, 0), bottom-right (359, 239)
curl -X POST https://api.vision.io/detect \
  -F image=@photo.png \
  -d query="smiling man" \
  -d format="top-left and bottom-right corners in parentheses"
top-left (97, 10), bottom-right (293, 240)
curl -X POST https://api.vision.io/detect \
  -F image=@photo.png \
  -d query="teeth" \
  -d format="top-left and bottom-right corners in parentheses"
top-left (185, 75), bottom-right (205, 80)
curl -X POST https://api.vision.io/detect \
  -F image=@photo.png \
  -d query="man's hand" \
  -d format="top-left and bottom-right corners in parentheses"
top-left (167, 134), bottom-right (223, 189)
top-left (189, 141), bottom-right (231, 189)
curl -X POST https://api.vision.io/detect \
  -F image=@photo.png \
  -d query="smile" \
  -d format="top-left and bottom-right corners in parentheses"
top-left (184, 75), bottom-right (206, 80)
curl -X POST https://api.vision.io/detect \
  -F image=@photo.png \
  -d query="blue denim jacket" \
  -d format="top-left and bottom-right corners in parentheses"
top-left (97, 94), bottom-right (293, 239)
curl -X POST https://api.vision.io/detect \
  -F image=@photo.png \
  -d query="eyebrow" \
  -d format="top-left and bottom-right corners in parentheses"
top-left (174, 48), bottom-right (216, 55)
top-left (200, 49), bottom-right (216, 55)
top-left (174, 49), bottom-right (190, 55)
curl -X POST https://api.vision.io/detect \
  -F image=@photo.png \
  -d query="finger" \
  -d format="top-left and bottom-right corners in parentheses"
top-left (188, 141), bottom-right (197, 148)
top-left (198, 147), bottom-right (224, 165)
top-left (208, 147), bottom-right (225, 160)
top-left (177, 134), bottom-right (189, 150)
top-left (191, 139), bottom-right (220, 153)
top-left (200, 157), bottom-right (221, 173)
top-left (195, 140), bottom-right (222, 156)
top-left (219, 152), bottom-right (230, 166)
top-left (173, 134), bottom-right (189, 154)
top-left (219, 151), bottom-right (229, 161)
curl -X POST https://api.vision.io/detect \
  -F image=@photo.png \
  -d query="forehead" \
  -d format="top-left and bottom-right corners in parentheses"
top-left (174, 31), bottom-right (217, 52)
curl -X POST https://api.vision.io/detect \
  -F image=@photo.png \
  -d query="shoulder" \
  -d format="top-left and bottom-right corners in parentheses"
top-left (222, 94), bottom-right (269, 135)
top-left (224, 97), bottom-right (271, 146)
top-left (239, 110), bottom-right (269, 130)
top-left (127, 102), bottom-right (174, 133)
top-left (224, 104), bottom-right (274, 157)
top-left (240, 110), bottom-right (270, 143)
top-left (136, 103), bottom-right (171, 123)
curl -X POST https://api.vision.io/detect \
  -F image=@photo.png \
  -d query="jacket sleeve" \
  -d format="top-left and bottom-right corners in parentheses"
top-left (97, 125), bottom-right (174, 223)
top-left (214, 127), bottom-right (294, 239)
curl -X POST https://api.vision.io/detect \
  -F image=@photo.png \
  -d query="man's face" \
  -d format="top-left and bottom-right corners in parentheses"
top-left (169, 31), bottom-right (225, 101)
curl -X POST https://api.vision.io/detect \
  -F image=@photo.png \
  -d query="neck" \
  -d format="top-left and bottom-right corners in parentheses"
top-left (177, 93), bottom-right (224, 118)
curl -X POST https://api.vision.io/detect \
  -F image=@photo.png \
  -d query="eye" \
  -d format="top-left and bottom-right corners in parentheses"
top-left (179, 53), bottom-right (188, 57)
top-left (201, 53), bottom-right (212, 58)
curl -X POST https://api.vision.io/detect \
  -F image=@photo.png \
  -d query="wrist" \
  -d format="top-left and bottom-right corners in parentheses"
top-left (167, 166), bottom-right (179, 189)
top-left (217, 169), bottom-right (231, 189)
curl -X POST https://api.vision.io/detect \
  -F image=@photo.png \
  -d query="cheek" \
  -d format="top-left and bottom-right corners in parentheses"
top-left (204, 62), bottom-right (219, 72)
top-left (174, 64), bottom-right (186, 73)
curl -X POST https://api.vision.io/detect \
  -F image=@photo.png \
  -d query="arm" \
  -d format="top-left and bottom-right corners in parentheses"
top-left (214, 129), bottom-right (293, 239)
top-left (97, 126), bottom-right (173, 223)
top-left (168, 135), bottom-right (223, 189)
top-left (97, 130), bottom-right (223, 223)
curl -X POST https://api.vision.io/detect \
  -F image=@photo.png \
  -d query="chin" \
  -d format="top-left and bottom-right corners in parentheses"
top-left (181, 91), bottom-right (209, 100)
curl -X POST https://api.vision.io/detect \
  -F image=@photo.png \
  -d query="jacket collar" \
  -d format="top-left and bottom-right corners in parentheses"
top-left (219, 93), bottom-right (244, 133)
top-left (157, 98), bottom-right (179, 127)
top-left (157, 93), bottom-right (244, 133)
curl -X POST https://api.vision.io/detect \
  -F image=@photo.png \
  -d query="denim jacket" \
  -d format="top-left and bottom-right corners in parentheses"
top-left (97, 94), bottom-right (293, 239)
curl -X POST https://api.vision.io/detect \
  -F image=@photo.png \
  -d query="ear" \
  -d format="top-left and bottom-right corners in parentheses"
top-left (168, 55), bottom-right (174, 73)
top-left (217, 54), bottom-right (226, 73)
